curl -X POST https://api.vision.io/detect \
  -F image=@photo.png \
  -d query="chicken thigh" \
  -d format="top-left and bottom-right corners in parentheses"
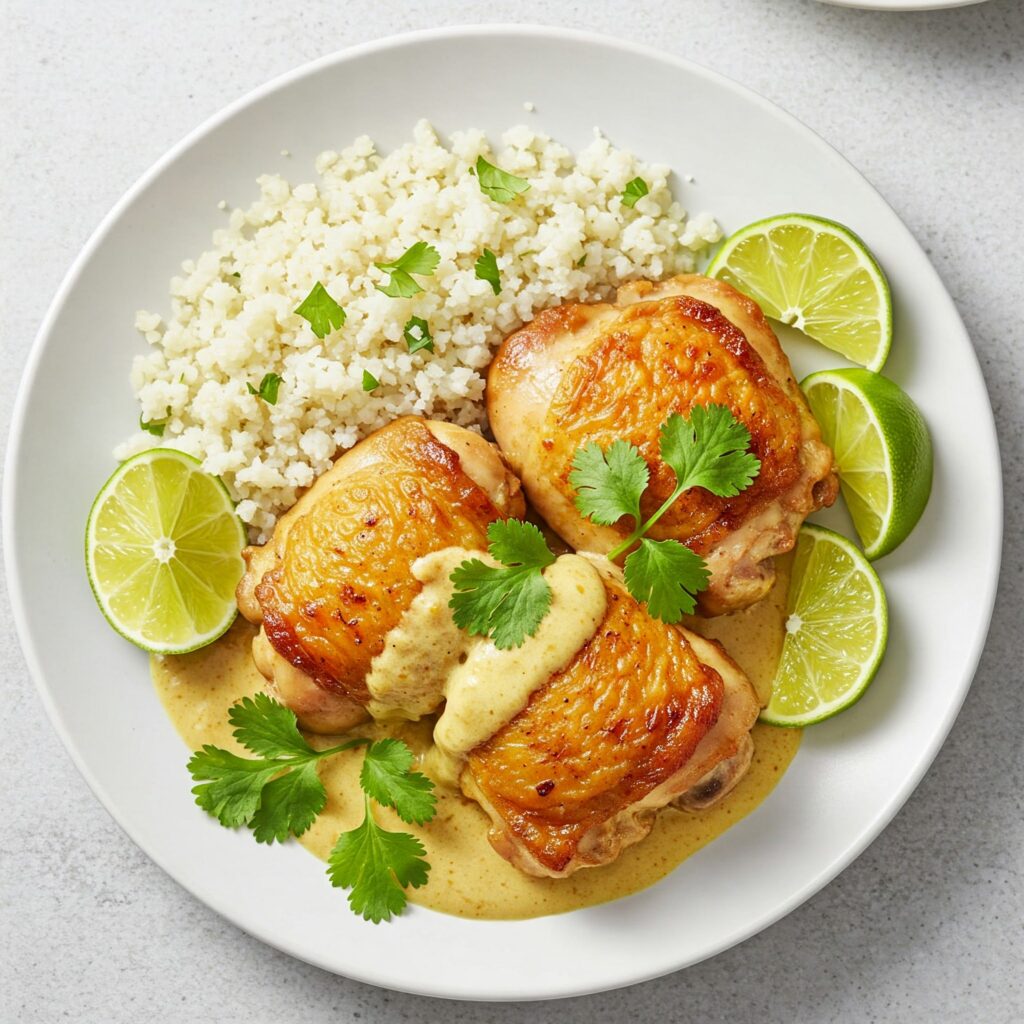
top-left (236, 417), bottom-right (524, 732)
top-left (462, 557), bottom-right (759, 878)
top-left (487, 275), bottom-right (838, 614)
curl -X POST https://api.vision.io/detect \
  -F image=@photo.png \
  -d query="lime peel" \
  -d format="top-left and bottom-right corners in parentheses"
top-left (802, 367), bottom-right (932, 560)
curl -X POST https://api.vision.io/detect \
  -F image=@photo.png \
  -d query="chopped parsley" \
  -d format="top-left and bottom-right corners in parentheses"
top-left (247, 372), bottom-right (282, 405)
top-left (475, 156), bottom-right (530, 204)
top-left (295, 282), bottom-right (346, 338)
top-left (362, 369), bottom-right (380, 392)
top-left (139, 413), bottom-right (166, 437)
top-left (621, 176), bottom-right (650, 209)
top-left (474, 249), bottom-right (501, 295)
top-left (375, 242), bottom-right (440, 298)
top-left (403, 316), bottom-right (434, 355)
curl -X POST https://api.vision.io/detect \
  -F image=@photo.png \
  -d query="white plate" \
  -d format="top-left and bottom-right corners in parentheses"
top-left (814, 0), bottom-right (987, 10)
top-left (4, 25), bottom-right (1001, 1001)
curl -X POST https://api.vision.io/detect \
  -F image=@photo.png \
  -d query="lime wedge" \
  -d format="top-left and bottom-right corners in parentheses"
top-left (761, 524), bottom-right (887, 727)
top-left (85, 449), bottom-right (245, 654)
top-left (707, 213), bottom-right (892, 371)
top-left (802, 368), bottom-right (932, 560)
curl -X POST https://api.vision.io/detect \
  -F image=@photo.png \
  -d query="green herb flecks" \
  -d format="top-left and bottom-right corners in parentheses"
top-left (474, 249), bottom-right (501, 295)
top-left (247, 373), bottom-right (282, 405)
top-left (375, 242), bottom-right (440, 298)
top-left (140, 413), bottom-right (167, 437)
top-left (621, 177), bottom-right (650, 208)
top-left (475, 156), bottom-right (530, 204)
top-left (295, 282), bottom-right (346, 339)
top-left (403, 316), bottom-right (434, 355)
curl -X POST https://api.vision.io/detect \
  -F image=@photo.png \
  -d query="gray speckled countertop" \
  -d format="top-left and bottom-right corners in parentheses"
top-left (2, 1), bottom-right (1022, 1020)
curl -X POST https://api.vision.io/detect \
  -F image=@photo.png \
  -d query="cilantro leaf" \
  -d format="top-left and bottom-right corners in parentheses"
top-left (294, 282), bottom-right (346, 338)
top-left (623, 538), bottom-right (710, 623)
top-left (327, 800), bottom-right (430, 923)
top-left (362, 369), bottom-right (380, 392)
top-left (485, 518), bottom-right (556, 568)
top-left (140, 413), bottom-right (166, 437)
top-left (249, 760), bottom-right (326, 843)
top-left (474, 249), bottom-right (501, 295)
top-left (449, 520), bottom-right (555, 650)
top-left (375, 242), bottom-right (440, 298)
top-left (377, 270), bottom-right (421, 298)
top-left (247, 372), bottom-right (282, 405)
top-left (228, 692), bottom-right (315, 759)
top-left (187, 747), bottom-right (280, 828)
top-left (569, 439), bottom-right (649, 528)
top-left (187, 696), bottom-right (367, 842)
top-left (475, 156), bottom-right (530, 204)
top-left (659, 405), bottom-right (760, 497)
top-left (360, 739), bottom-right (437, 826)
top-left (576, 253), bottom-right (587, 268)
top-left (379, 241), bottom-right (440, 276)
top-left (621, 176), bottom-right (650, 208)
top-left (403, 316), bottom-right (434, 355)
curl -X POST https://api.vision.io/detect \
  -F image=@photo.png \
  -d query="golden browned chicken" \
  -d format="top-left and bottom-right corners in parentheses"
top-left (236, 417), bottom-right (524, 732)
top-left (462, 557), bottom-right (759, 878)
top-left (487, 274), bottom-right (838, 615)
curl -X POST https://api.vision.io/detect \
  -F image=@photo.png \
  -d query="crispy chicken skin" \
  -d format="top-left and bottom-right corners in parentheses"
top-left (236, 417), bottom-right (524, 732)
top-left (463, 561), bottom-right (759, 878)
top-left (487, 274), bottom-right (838, 615)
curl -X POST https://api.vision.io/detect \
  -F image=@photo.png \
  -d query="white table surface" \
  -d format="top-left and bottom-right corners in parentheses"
top-left (2, 1), bottom-right (1022, 1020)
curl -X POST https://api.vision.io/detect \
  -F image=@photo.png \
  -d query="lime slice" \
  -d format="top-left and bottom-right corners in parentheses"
top-left (85, 449), bottom-right (245, 654)
top-left (802, 368), bottom-right (932, 560)
top-left (707, 213), bottom-right (892, 371)
top-left (761, 524), bottom-right (887, 727)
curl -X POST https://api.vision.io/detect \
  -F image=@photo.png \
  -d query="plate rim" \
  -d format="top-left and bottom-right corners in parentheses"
top-left (3, 23), bottom-right (1004, 1001)
top-left (814, 0), bottom-right (986, 9)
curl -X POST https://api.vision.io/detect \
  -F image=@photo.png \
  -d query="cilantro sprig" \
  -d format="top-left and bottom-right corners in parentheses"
top-left (295, 282), bottom-right (346, 338)
top-left (449, 519), bottom-right (555, 650)
top-left (188, 695), bottom-right (436, 923)
top-left (187, 694), bottom-right (367, 842)
top-left (328, 802), bottom-right (430, 923)
top-left (328, 738), bottom-right (436, 923)
top-left (569, 404), bottom-right (761, 621)
top-left (475, 156), bottom-right (530, 204)
top-left (375, 242), bottom-right (440, 298)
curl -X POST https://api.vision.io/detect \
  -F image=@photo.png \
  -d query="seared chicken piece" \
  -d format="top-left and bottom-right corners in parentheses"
top-left (488, 274), bottom-right (838, 614)
top-left (462, 559), bottom-right (759, 878)
top-left (236, 417), bottom-right (524, 732)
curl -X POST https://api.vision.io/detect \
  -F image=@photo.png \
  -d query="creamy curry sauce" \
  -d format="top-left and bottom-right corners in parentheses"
top-left (152, 554), bottom-right (799, 921)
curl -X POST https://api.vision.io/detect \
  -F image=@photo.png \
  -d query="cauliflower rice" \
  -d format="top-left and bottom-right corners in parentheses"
top-left (115, 120), bottom-right (719, 541)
